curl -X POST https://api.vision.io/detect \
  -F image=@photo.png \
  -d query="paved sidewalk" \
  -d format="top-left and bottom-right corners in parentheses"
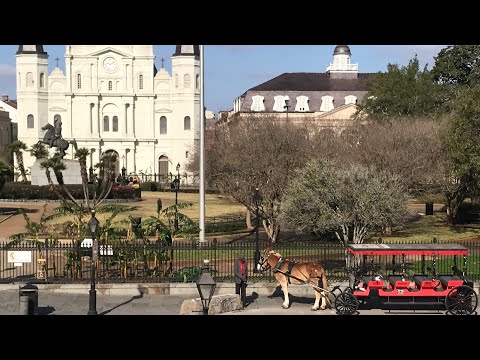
top-left (0, 290), bottom-right (453, 315)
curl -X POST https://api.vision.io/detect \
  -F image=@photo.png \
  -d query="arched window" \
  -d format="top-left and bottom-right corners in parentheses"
top-left (175, 74), bottom-right (178, 88)
top-left (184, 74), bottom-right (191, 88)
top-left (251, 95), bottom-right (265, 112)
top-left (77, 74), bottom-right (82, 89)
top-left (40, 73), bottom-right (45, 88)
top-left (196, 74), bottom-right (199, 89)
top-left (273, 95), bottom-right (289, 112)
top-left (139, 75), bottom-right (144, 90)
top-left (344, 95), bottom-right (357, 105)
top-left (108, 81), bottom-right (113, 91)
top-left (112, 116), bottom-right (118, 132)
top-left (185, 151), bottom-right (189, 159)
top-left (103, 116), bottom-right (110, 131)
top-left (18, 73), bottom-right (21, 88)
top-left (26, 72), bottom-right (33, 88)
top-left (184, 116), bottom-right (191, 130)
top-left (27, 114), bottom-right (34, 129)
top-left (320, 96), bottom-right (334, 112)
top-left (295, 96), bottom-right (310, 112)
top-left (158, 155), bottom-right (169, 177)
top-left (160, 116), bottom-right (167, 134)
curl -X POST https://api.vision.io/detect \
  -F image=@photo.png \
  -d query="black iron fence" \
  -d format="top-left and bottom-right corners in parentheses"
top-left (0, 239), bottom-right (479, 284)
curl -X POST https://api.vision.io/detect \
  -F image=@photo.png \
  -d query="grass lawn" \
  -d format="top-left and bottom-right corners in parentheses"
top-left (372, 213), bottom-right (480, 243)
top-left (45, 191), bottom-right (247, 231)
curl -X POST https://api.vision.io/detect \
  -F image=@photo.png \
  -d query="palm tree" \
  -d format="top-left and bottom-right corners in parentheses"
top-left (29, 143), bottom-right (49, 161)
top-left (8, 140), bottom-right (28, 182)
top-left (0, 160), bottom-right (13, 192)
top-left (74, 147), bottom-right (90, 208)
top-left (93, 152), bottom-right (117, 208)
top-left (40, 157), bottom-right (66, 201)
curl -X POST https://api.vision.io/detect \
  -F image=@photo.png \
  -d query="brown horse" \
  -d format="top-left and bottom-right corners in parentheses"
top-left (257, 246), bottom-right (330, 311)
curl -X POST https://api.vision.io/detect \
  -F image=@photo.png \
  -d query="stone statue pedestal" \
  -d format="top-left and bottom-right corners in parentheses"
top-left (31, 159), bottom-right (83, 186)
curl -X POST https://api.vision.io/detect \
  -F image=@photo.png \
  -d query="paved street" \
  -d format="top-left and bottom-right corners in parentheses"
top-left (0, 290), bottom-right (458, 315)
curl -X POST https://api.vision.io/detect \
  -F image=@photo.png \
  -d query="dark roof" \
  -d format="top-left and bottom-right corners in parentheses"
top-left (16, 45), bottom-right (47, 56)
top-left (173, 45), bottom-right (200, 57)
top-left (333, 45), bottom-right (351, 56)
top-left (248, 73), bottom-right (374, 92)
top-left (2, 99), bottom-right (17, 109)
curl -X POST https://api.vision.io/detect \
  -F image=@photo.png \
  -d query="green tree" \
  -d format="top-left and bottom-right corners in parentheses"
top-left (74, 147), bottom-right (90, 208)
top-left (444, 84), bottom-right (480, 223)
top-left (358, 56), bottom-right (449, 120)
top-left (279, 159), bottom-right (409, 245)
top-left (8, 140), bottom-right (28, 182)
top-left (29, 143), bottom-right (49, 161)
top-left (432, 45), bottom-right (480, 86)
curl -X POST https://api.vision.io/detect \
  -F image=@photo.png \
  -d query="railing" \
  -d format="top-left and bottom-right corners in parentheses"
top-left (326, 63), bottom-right (358, 72)
top-left (0, 239), bottom-right (479, 284)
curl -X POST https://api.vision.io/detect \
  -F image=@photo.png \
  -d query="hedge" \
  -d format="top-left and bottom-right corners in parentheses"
top-left (138, 181), bottom-right (219, 194)
top-left (0, 182), bottom-right (140, 200)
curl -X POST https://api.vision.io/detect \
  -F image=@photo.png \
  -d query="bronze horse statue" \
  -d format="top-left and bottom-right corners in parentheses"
top-left (257, 246), bottom-right (330, 311)
top-left (38, 123), bottom-right (70, 158)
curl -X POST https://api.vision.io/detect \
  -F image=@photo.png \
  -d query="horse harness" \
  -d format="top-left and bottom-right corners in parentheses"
top-left (273, 257), bottom-right (310, 285)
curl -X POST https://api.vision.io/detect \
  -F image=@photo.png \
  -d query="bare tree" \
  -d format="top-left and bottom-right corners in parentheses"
top-left (206, 115), bottom-right (315, 242)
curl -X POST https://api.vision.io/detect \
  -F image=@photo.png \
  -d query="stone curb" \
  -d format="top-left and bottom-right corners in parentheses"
top-left (0, 282), bottom-right (344, 297)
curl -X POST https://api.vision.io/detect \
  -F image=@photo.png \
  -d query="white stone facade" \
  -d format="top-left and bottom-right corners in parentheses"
top-left (15, 45), bottom-right (200, 183)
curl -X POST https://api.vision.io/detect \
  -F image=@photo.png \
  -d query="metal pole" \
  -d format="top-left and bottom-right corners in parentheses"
top-left (174, 175), bottom-right (179, 232)
top-left (87, 236), bottom-right (97, 315)
top-left (254, 204), bottom-right (260, 273)
top-left (199, 44), bottom-right (206, 242)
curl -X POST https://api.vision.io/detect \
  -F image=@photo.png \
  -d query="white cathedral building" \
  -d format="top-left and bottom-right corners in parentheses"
top-left (15, 45), bottom-right (201, 183)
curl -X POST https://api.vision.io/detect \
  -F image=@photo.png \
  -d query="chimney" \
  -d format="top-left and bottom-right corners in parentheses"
top-left (2, 95), bottom-right (8, 102)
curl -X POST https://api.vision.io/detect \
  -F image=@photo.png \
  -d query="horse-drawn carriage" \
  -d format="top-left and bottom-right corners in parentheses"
top-left (334, 243), bottom-right (478, 315)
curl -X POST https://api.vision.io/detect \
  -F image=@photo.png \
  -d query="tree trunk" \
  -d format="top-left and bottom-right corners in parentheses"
top-left (16, 153), bottom-right (27, 182)
top-left (245, 206), bottom-right (253, 230)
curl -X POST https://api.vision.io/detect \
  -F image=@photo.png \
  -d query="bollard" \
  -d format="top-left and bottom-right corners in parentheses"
top-left (19, 295), bottom-right (30, 315)
top-left (18, 283), bottom-right (39, 315)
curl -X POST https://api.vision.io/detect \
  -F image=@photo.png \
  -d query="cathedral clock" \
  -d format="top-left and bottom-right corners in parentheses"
top-left (103, 57), bottom-right (117, 72)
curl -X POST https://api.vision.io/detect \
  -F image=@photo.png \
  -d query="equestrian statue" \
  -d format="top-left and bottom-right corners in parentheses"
top-left (38, 116), bottom-right (77, 158)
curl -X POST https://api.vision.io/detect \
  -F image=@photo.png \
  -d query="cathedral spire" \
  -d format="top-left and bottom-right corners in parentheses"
top-left (173, 45), bottom-right (200, 57)
top-left (17, 45), bottom-right (48, 57)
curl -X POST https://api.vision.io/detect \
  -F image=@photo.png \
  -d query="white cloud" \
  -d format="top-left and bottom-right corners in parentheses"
top-left (0, 64), bottom-right (15, 76)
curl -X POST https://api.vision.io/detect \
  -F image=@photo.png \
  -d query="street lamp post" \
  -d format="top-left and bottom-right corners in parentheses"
top-left (173, 162), bottom-right (180, 232)
top-left (284, 98), bottom-right (290, 121)
top-left (253, 188), bottom-right (262, 273)
top-left (87, 210), bottom-right (100, 315)
top-left (196, 260), bottom-right (217, 315)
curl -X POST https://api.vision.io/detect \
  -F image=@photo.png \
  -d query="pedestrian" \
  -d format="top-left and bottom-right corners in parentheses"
top-left (234, 254), bottom-right (248, 308)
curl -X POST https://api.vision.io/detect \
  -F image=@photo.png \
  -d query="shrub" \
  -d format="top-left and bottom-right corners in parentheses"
top-left (0, 183), bottom-right (139, 200)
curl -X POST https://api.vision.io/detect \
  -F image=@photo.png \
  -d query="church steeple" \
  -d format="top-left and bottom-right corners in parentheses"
top-left (17, 45), bottom-right (48, 57)
top-left (173, 45), bottom-right (200, 58)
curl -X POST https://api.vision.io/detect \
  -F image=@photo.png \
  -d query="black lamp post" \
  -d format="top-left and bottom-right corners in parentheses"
top-left (196, 260), bottom-right (216, 315)
top-left (284, 98), bottom-right (290, 121)
top-left (87, 210), bottom-right (99, 315)
top-left (253, 188), bottom-right (262, 273)
top-left (173, 162), bottom-right (180, 232)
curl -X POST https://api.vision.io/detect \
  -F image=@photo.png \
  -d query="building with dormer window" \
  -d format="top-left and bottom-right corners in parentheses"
top-left (228, 45), bottom-right (373, 134)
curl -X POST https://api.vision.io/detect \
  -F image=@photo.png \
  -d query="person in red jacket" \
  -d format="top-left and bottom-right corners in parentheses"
top-left (234, 254), bottom-right (248, 309)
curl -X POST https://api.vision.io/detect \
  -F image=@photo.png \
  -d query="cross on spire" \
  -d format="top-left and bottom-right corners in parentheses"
top-left (160, 58), bottom-right (165, 68)
top-left (55, 57), bottom-right (60, 67)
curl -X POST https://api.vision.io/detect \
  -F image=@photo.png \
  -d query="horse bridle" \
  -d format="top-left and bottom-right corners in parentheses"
top-left (257, 250), bottom-right (275, 272)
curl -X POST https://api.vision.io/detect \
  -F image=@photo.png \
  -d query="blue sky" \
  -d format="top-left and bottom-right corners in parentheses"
top-left (0, 45), bottom-right (446, 114)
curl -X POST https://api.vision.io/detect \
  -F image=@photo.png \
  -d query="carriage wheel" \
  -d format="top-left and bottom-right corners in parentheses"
top-left (335, 291), bottom-right (359, 315)
top-left (445, 285), bottom-right (478, 315)
top-left (330, 285), bottom-right (343, 299)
